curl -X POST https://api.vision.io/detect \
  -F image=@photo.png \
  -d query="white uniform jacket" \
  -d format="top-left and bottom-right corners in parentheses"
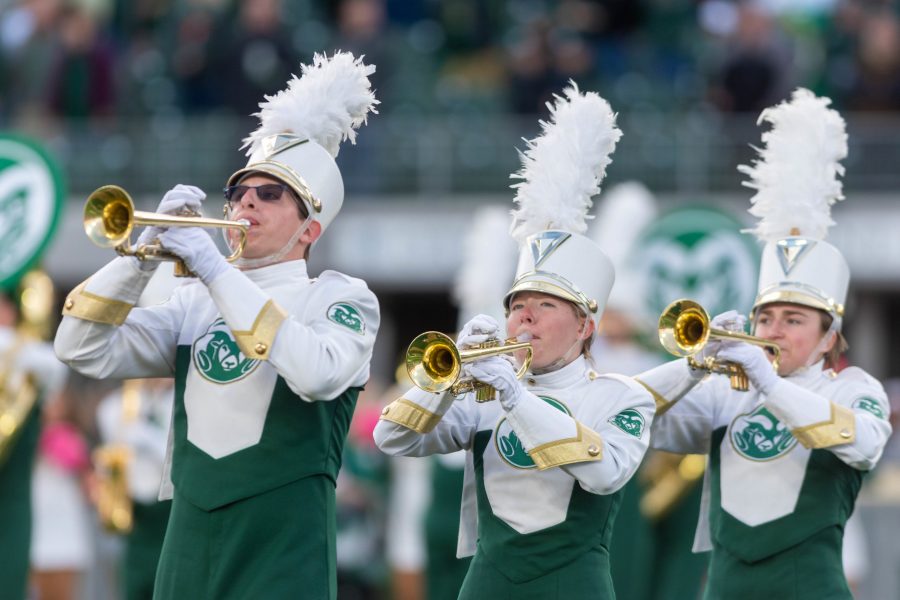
top-left (637, 358), bottom-right (892, 552)
top-left (374, 355), bottom-right (653, 557)
top-left (55, 257), bottom-right (379, 503)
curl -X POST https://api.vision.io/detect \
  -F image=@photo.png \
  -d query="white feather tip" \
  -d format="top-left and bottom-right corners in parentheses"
top-left (243, 51), bottom-right (379, 158)
top-left (738, 87), bottom-right (847, 242)
top-left (509, 82), bottom-right (622, 243)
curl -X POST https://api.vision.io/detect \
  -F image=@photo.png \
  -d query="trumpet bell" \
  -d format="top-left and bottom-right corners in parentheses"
top-left (658, 299), bottom-right (710, 357)
top-left (406, 331), bottom-right (461, 393)
top-left (405, 330), bottom-right (533, 402)
top-left (84, 185), bottom-right (135, 248)
top-left (657, 298), bottom-right (781, 391)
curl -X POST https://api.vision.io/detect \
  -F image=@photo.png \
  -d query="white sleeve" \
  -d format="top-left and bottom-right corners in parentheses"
top-left (18, 340), bottom-right (68, 395)
top-left (514, 377), bottom-right (654, 495)
top-left (636, 358), bottom-right (721, 455)
top-left (373, 387), bottom-right (478, 457)
top-left (54, 258), bottom-right (183, 379)
top-left (207, 269), bottom-right (380, 401)
top-left (764, 369), bottom-right (892, 470)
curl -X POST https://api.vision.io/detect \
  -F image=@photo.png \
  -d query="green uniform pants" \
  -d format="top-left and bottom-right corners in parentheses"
top-left (153, 475), bottom-right (337, 600)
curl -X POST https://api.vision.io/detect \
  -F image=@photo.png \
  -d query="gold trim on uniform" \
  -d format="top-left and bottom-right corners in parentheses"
top-left (62, 281), bottom-right (134, 326)
top-left (634, 378), bottom-right (676, 416)
top-left (528, 422), bottom-right (604, 470)
top-left (791, 402), bottom-right (856, 449)
top-left (379, 398), bottom-right (443, 433)
top-left (232, 299), bottom-right (287, 360)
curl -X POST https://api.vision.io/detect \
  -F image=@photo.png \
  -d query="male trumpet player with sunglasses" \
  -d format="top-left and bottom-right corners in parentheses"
top-left (54, 52), bottom-right (380, 599)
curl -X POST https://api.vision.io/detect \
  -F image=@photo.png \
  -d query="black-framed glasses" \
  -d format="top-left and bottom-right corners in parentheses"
top-left (223, 183), bottom-right (290, 204)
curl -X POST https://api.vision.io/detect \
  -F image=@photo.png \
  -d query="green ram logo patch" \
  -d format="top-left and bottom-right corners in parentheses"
top-left (495, 396), bottom-right (569, 469)
top-left (609, 408), bottom-right (645, 437)
top-left (852, 397), bottom-right (886, 419)
top-left (730, 405), bottom-right (797, 461)
top-left (192, 318), bottom-right (259, 383)
top-left (327, 302), bottom-right (365, 334)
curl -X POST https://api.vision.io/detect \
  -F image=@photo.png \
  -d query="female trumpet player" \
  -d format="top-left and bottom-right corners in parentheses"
top-left (374, 85), bottom-right (654, 599)
top-left (54, 52), bottom-right (380, 600)
top-left (635, 89), bottom-right (892, 599)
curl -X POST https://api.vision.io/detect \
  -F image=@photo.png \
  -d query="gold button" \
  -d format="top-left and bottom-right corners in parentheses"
top-left (65, 299), bottom-right (74, 309)
top-left (587, 444), bottom-right (600, 457)
top-left (254, 342), bottom-right (267, 355)
top-left (840, 429), bottom-right (851, 439)
top-left (527, 378), bottom-right (536, 385)
top-left (588, 371), bottom-right (598, 380)
top-left (382, 406), bottom-right (391, 415)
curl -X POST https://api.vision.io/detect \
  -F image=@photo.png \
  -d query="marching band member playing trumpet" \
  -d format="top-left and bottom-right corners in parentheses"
top-left (635, 90), bottom-right (892, 599)
top-left (375, 85), bottom-right (653, 599)
top-left (54, 52), bottom-right (380, 600)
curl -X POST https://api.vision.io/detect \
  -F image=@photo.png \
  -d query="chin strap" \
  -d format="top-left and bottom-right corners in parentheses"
top-left (223, 204), bottom-right (313, 269)
top-left (531, 319), bottom-right (593, 375)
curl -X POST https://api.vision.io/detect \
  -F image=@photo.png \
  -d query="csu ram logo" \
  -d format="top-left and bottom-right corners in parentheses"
top-left (730, 406), bottom-right (797, 461)
top-left (495, 396), bottom-right (570, 469)
top-left (192, 319), bottom-right (259, 383)
top-left (0, 135), bottom-right (64, 290)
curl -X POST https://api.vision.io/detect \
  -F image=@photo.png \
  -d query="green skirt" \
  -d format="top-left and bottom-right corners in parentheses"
top-left (458, 545), bottom-right (614, 600)
top-left (153, 475), bottom-right (336, 600)
top-left (704, 525), bottom-right (850, 600)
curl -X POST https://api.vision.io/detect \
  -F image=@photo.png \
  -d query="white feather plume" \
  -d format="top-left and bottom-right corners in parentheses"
top-left (242, 51), bottom-right (379, 158)
top-left (738, 88), bottom-right (847, 242)
top-left (509, 82), bottom-right (622, 243)
top-left (453, 206), bottom-right (518, 328)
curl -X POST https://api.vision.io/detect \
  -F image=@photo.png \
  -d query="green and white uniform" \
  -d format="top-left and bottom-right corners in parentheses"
top-left (375, 356), bottom-right (653, 599)
top-left (637, 358), bottom-right (892, 599)
top-left (55, 257), bottom-right (379, 600)
top-left (0, 327), bottom-right (66, 600)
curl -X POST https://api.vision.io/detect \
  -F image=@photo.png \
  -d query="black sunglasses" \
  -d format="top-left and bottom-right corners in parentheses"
top-left (223, 183), bottom-right (290, 204)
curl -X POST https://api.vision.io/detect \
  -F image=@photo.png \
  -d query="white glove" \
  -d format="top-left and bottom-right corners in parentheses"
top-left (457, 314), bottom-right (501, 348)
top-left (463, 355), bottom-right (526, 411)
top-left (717, 343), bottom-right (779, 394)
top-left (688, 310), bottom-right (747, 378)
top-left (134, 185), bottom-right (206, 271)
top-left (710, 309), bottom-right (747, 334)
top-left (158, 227), bottom-right (229, 284)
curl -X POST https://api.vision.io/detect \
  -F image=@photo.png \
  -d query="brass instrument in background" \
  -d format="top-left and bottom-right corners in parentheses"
top-left (639, 451), bottom-right (706, 521)
top-left (0, 270), bottom-right (53, 465)
top-left (406, 331), bottom-right (533, 402)
top-left (658, 299), bottom-right (781, 391)
top-left (93, 444), bottom-right (133, 534)
top-left (93, 379), bottom-right (142, 534)
top-left (83, 185), bottom-right (250, 277)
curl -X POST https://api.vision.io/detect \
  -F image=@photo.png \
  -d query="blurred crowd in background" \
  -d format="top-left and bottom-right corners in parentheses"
top-left (3, 0), bottom-right (900, 127)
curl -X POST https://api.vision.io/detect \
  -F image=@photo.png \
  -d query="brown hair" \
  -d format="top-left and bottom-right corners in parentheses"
top-left (820, 311), bottom-right (849, 369)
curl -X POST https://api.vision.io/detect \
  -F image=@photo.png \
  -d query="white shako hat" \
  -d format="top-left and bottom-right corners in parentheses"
top-left (739, 88), bottom-right (850, 322)
top-left (502, 82), bottom-right (622, 319)
top-left (227, 51), bottom-right (378, 233)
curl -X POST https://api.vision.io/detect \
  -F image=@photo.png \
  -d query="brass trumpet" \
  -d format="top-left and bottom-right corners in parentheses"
top-left (83, 185), bottom-right (250, 277)
top-left (406, 331), bottom-right (533, 402)
top-left (658, 299), bottom-right (780, 391)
